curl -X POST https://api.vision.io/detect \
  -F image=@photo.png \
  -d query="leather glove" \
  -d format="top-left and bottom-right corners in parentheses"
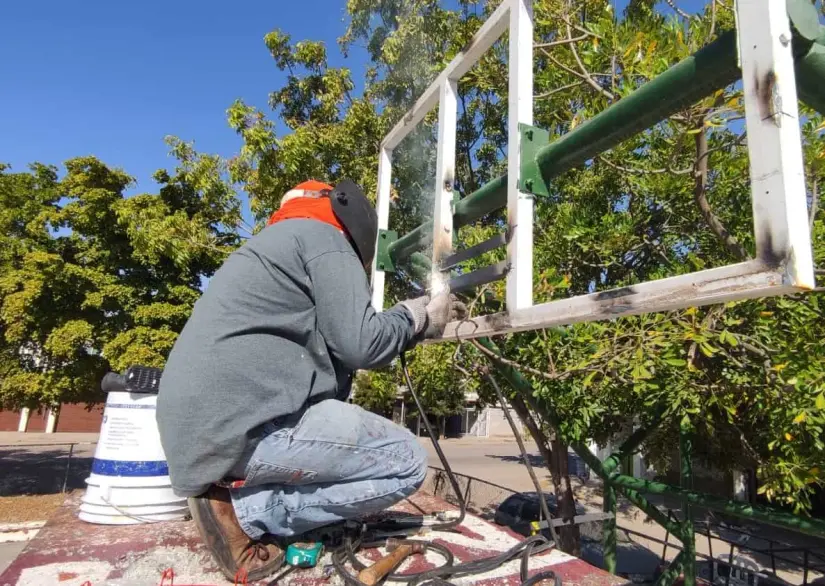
top-left (401, 291), bottom-right (468, 339)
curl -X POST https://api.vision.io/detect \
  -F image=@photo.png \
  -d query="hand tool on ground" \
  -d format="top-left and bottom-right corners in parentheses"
top-left (264, 542), bottom-right (325, 585)
top-left (285, 541), bottom-right (324, 568)
top-left (356, 538), bottom-right (427, 586)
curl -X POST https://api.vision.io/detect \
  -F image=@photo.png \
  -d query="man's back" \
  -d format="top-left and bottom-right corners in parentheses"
top-left (156, 218), bottom-right (414, 497)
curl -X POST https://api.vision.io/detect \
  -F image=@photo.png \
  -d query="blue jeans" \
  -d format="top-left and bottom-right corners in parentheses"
top-left (229, 399), bottom-right (428, 539)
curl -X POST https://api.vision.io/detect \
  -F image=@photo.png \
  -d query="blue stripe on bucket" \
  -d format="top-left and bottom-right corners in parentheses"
top-left (92, 459), bottom-right (169, 476)
top-left (106, 403), bottom-right (156, 409)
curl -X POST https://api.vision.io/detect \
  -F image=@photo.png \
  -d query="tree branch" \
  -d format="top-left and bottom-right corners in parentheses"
top-left (708, 0), bottom-right (718, 41)
top-left (470, 339), bottom-right (594, 382)
top-left (598, 155), bottom-right (691, 176)
top-left (664, 0), bottom-right (696, 20)
top-left (543, 50), bottom-right (590, 83)
top-left (810, 177), bottom-right (819, 234)
top-left (459, 90), bottom-right (478, 193)
top-left (563, 10), bottom-right (614, 102)
top-left (535, 81), bottom-right (585, 100)
top-left (693, 122), bottom-right (750, 261)
top-left (535, 34), bottom-right (590, 50)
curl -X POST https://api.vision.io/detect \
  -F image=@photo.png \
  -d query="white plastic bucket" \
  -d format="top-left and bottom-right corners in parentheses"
top-left (79, 390), bottom-right (188, 525)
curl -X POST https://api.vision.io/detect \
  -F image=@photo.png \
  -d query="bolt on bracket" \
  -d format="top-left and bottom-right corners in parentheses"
top-left (375, 229), bottom-right (398, 273)
top-left (518, 123), bottom-right (552, 197)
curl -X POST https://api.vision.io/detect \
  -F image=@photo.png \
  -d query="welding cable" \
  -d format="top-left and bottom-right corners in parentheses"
top-left (328, 350), bottom-right (565, 585)
top-left (328, 353), bottom-right (561, 586)
top-left (519, 538), bottom-right (563, 586)
top-left (399, 351), bottom-right (466, 531)
top-left (521, 570), bottom-right (563, 586)
top-left (332, 534), bottom-right (553, 586)
top-left (331, 537), bottom-right (454, 586)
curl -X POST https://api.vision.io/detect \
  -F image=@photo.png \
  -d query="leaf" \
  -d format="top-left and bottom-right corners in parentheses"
top-left (718, 330), bottom-right (738, 347)
top-left (816, 394), bottom-right (825, 410)
top-left (645, 40), bottom-right (657, 61)
top-left (665, 358), bottom-right (687, 367)
top-left (793, 411), bottom-right (806, 425)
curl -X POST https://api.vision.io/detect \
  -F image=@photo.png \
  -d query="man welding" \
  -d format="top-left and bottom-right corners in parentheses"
top-left (156, 179), bottom-right (465, 581)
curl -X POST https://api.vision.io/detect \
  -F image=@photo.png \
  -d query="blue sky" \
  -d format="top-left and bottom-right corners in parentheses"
top-left (0, 0), bottom-right (367, 197)
top-left (0, 0), bottom-right (712, 201)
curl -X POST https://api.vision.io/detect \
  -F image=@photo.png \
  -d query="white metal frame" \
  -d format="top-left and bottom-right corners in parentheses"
top-left (371, 0), bottom-right (815, 342)
top-left (370, 0), bottom-right (516, 310)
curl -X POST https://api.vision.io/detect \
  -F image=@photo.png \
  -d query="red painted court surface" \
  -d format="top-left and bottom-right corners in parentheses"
top-left (0, 492), bottom-right (628, 586)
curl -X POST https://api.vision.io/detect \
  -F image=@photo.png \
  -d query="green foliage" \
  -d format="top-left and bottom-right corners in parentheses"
top-left (352, 368), bottom-right (399, 417)
top-left (0, 147), bottom-right (240, 408)
top-left (403, 343), bottom-right (468, 420)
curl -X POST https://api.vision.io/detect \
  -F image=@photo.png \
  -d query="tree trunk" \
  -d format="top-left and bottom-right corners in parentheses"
top-left (551, 438), bottom-right (581, 556)
top-left (508, 394), bottom-right (581, 555)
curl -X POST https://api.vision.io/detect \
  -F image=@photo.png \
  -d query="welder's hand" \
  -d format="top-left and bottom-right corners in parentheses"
top-left (401, 292), bottom-right (467, 339)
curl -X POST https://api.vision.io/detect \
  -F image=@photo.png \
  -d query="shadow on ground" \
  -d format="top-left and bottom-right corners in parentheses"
top-left (0, 447), bottom-right (92, 496)
top-left (581, 536), bottom-right (663, 580)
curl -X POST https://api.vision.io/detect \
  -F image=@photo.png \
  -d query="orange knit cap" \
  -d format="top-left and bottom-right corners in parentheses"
top-left (265, 179), bottom-right (344, 231)
top-left (293, 180), bottom-right (333, 192)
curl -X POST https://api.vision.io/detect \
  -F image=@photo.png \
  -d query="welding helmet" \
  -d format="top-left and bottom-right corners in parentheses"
top-left (329, 179), bottom-right (378, 269)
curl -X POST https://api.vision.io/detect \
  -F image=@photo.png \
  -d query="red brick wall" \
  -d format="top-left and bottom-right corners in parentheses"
top-left (25, 409), bottom-right (49, 432)
top-left (0, 409), bottom-right (21, 432)
top-left (0, 404), bottom-right (104, 432)
top-left (55, 403), bottom-right (105, 432)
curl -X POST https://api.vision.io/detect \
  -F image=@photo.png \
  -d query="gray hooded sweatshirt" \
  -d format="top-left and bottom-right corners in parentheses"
top-left (156, 218), bottom-right (416, 497)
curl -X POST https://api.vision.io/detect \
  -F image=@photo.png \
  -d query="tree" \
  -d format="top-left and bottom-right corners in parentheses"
top-left (216, 0), bottom-right (824, 540)
top-left (353, 368), bottom-right (399, 418)
top-left (0, 144), bottom-right (241, 409)
top-left (402, 343), bottom-right (470, 437)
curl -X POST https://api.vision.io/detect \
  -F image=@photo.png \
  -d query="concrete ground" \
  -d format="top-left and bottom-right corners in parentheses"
top-left (1, 433), bottom-right (823, 585)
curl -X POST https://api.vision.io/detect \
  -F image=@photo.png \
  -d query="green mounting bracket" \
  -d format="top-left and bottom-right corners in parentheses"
top-left (518, 123), bottom-right (551, 198)
top-left (376, 229), bottom-right (398, 273)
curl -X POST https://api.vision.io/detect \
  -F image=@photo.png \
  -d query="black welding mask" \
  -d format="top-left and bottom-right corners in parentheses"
top-left (330, 179), bottom-right (378, 269)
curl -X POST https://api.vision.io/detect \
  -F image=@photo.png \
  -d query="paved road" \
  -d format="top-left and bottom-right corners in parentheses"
top-left (0, 542), bottom-right (26, 575)
top-left (417, 437), bottom-right (548, 493)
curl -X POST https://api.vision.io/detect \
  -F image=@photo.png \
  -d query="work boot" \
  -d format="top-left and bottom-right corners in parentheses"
top-left (188, 485), bottom-right (284, 581)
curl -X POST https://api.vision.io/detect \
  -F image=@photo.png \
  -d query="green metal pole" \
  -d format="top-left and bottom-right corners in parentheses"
top-left (680, 422), bottom-right (696, 586)
top-left (385, 23), bottom-right (825, 267)
top-left (528, 31), bottom-right (740, 185)
top-left (389, 31), bottom-right (740, 265)
top-left (603, 412), bottom-right (666, 476)
top-left (603, 480), bottom-right (618, 574)
top-left (655, 551), bottom-right (686, 586)
top-left (796, 42), bottom-right (825, 115)
top-left (388, 222), bottom-right (433, 266)
top-left (606, 473), bottom-right (825, 538)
